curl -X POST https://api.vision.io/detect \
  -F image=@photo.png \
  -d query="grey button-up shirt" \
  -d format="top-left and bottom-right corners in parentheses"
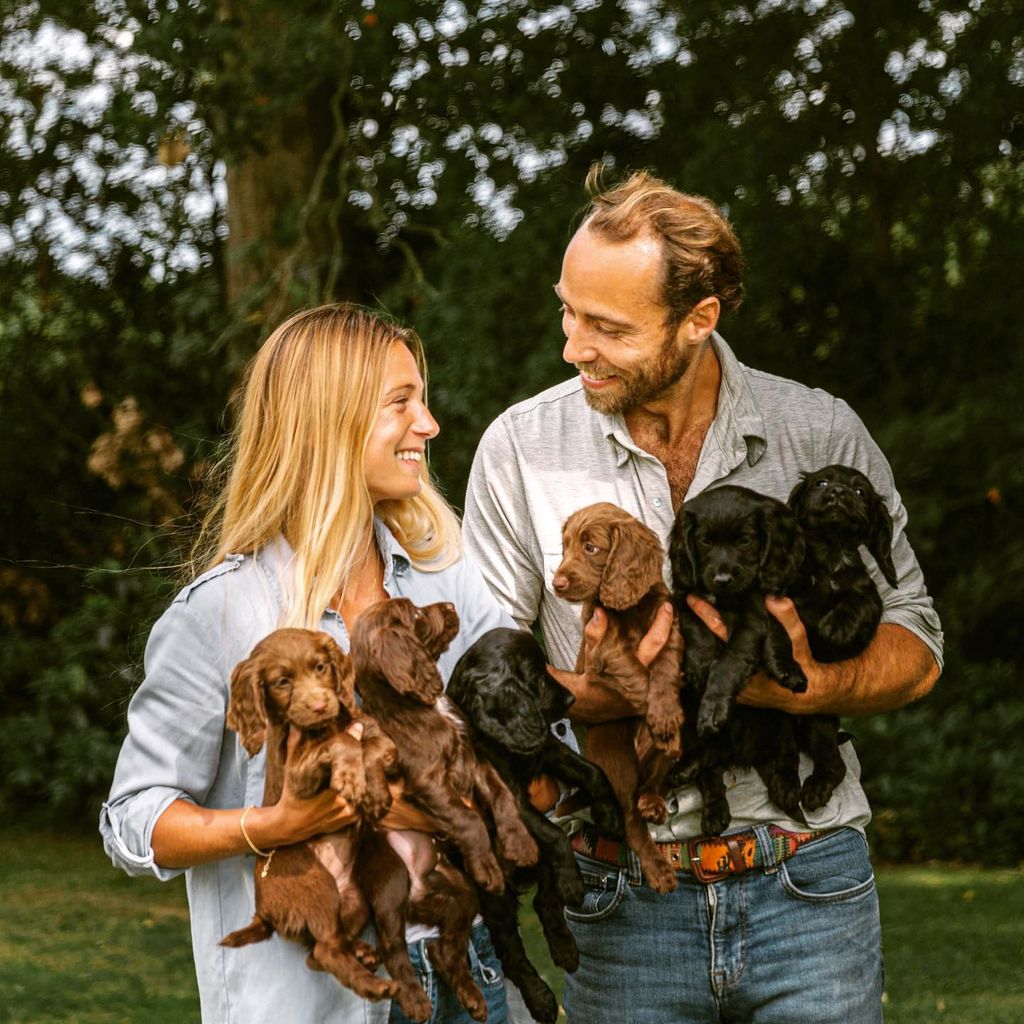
top-left (464, 332), bottom-right (943, 841)
top-left (100, 521), bottom-right (512, 1024)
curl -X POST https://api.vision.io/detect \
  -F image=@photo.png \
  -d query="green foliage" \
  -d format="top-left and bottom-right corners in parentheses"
top-left (1, 0), bottom-right (1022, 857)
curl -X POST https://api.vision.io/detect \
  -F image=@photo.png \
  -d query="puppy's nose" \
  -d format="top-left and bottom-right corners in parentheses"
top-left (552, 573), bottom-right (568, 594)
top-left (713, 571), bottom-right (733, 587)
top-left (310, 697), bottom-right (328, 713)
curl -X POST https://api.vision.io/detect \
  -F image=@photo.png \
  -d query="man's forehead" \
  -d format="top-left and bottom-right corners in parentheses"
top-left (559, 225), bottom-right (665, 314)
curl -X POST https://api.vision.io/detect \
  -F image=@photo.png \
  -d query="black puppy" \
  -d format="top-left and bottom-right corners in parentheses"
top-left (669, 485), bottom-right (808, 834)
top-left (786, 464), bottom-right (899, 809)
top-left (447, 627), bottom-right (623, 1024)
top-left (670, 485), bottom-right (807, 735)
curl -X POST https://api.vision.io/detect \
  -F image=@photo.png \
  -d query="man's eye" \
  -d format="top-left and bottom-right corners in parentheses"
top-left (594, 323), bottom-right (621, 336)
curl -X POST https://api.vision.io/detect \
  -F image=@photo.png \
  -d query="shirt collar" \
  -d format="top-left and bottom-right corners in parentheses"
top-left (596, 331), bottom-right (766, 468)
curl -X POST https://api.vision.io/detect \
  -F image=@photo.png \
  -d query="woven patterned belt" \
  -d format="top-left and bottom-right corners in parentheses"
top-left (570, 824), bottom-right (837, 884)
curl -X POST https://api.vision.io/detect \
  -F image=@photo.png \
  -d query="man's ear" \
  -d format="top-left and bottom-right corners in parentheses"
top-left (676, 296), bottom-right (720, 344)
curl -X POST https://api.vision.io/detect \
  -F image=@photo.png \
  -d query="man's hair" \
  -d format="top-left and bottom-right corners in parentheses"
top-left (190, 303), bottom-right (460, 628)
top-left (582, 165), bottom-right (744, 322)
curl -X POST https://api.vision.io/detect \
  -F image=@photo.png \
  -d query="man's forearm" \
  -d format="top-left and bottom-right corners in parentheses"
top-left (739, 623), bottom-right (940, 717)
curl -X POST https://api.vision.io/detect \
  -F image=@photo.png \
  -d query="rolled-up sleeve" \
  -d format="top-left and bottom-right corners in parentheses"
top-left (828, 399), bottom-right (944, 670)
top-left (99, 599), bottom-right (228, 880)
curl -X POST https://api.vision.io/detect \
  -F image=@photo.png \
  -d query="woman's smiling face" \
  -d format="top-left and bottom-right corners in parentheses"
top-left (364, 341), bottom-right (439, 504)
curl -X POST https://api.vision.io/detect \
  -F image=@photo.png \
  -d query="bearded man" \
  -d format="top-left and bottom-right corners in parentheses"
top-left (462, 167), bottom-right (942, 1024)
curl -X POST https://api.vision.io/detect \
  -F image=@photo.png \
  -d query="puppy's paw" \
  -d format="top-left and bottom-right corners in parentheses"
top-left (359, 781), bottom-right (393, 822)
top-left (500, 827), bottom-right (539, 868)
top-left (395, 984), bottom-right (432, 1023)
top-left (330, 762), bottom-right (366, 806)
top-left (800, 773), bottom-right (840, 812)
top-left (640, 853), bottom-right (678, 894)
top-left (549, 934), bottom-right (580, 974)
top-left (637, 792), bottom-right (668, 824)
top-left (352, 938), bottom-right (380, 969)
top-left (591, 800), bottom-right (626, 839)
top-left (697, 696), bottom-right (732, 737)
top-left (702, 801), bottom-right (732, 837)
top-left (647, 706), bottom-right (684, 754)
top-left (777, 663), bottom-right (808, 693)
top-left (468, 852), bottom-right (506, 894)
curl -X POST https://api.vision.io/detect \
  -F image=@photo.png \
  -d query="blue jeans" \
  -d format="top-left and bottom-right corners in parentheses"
top-left (387, 921), bottom-right (509, 1024)
top-left (563, 826), bottom-right (883, 1024)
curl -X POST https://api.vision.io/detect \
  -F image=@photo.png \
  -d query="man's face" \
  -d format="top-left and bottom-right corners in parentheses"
top-left (555, 224), bottom-right (699, 415)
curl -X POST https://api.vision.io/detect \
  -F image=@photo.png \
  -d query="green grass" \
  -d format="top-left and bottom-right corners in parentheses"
top-left (1, 830), bottom-right (1021, 1023)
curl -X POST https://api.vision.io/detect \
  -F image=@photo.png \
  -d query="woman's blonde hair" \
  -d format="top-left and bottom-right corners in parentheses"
top-left (192, 303), bottom-right (460, 628)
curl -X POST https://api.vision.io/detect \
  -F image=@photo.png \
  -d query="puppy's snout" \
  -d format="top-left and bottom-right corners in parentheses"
top-left (552, 572), bottom-right (569, 594)
top-left (712, 570), bottom-right (733, 587)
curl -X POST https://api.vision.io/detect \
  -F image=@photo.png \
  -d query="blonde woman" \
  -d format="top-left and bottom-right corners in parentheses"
top-left (101, 304), bottom-right (515, 1024)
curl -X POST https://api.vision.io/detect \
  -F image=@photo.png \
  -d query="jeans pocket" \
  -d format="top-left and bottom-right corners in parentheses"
top-left (779, 828), bottom-right (877, 904)
top-left (563, 863), bottom-right (627, 922)
top-left (469, 925), bottom-right (506, 989)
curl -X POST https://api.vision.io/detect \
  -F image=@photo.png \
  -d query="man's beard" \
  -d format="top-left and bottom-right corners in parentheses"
top-left (577, 332), bottom-right (695, 415)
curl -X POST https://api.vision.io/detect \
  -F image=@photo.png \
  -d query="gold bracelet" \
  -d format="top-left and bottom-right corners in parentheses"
top-left (239, 805), bottom-right (271, 858)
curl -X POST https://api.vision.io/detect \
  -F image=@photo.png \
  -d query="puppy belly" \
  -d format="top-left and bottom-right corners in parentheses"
top-left (310, 834), bottom-right (359, 894)
top-left (386, 829), bottom-right (439, 901)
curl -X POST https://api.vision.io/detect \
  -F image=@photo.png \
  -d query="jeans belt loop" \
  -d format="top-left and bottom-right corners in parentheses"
top-left (754, 823), bottom-right (779, 875)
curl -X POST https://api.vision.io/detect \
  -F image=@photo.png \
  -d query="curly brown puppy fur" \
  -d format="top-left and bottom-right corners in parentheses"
top-left (351, 598), bottom-right (539, 1021)
top-left (553, 502), bottom-right (684, 894)
top-left (220, 628), bottom-right (431, 1021)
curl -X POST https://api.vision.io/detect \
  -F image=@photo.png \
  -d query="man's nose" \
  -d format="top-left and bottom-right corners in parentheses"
top-left (562, 325), bottom-right (598, 366)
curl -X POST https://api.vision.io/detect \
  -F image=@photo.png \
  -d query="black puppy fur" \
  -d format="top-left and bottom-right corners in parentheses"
top-left (446, 627), bottom-right (623, 1024)
top-left (787, 464), bottom-right (898, 809)
top-left (669, 485), bottom-right (808, 834)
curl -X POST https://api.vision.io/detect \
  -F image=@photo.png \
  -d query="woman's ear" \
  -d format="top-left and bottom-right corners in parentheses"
top-left (227, 656), bottom-right (268, 756)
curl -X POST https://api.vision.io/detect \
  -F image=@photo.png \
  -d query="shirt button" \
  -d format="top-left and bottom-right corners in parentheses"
top-left (653, 498), bottom-right (663, 508)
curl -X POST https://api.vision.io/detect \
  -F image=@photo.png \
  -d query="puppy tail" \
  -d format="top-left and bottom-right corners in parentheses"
top-left (220, 915), bottom-right (274, 947)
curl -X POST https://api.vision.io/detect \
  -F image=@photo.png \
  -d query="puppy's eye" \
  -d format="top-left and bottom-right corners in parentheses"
top-left (853, 487), bottom-right (864, 496)
top-left (816, 479), bottom-right (830, 488)
top-left (273, 677), bottom-right (290, 689)
top-left (315, 661), bottom-right (327, 674)
top-left (583, 542), bottom-right (599, 555)
top-left (697, 537), bottom-right (713, 549)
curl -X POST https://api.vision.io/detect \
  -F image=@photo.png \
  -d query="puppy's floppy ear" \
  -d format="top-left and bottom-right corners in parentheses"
top-left (450, 659), bottom-right (549, 755)
top-left (227, 655), bottom-right (268, 756)
top-left (669, 511), bottom-right (700, 592)
top-left (787, 472), bottom-right (813, 515)
top-left (414, 601), bottom-right (460, 657)
top-left (599, 519), bottom-right (663, 609)
top-left (864, 491), bottom-right (898, 589)
top-left (369, 623), bottom-right (445, 704)
top-left (319, 632), bottom-right (359, 719)
top-left (757, 502), bottom-right (805, 593)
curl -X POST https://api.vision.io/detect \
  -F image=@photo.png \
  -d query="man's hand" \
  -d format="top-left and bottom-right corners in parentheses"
top-left (685, 593), bottom-right (832, 714)
top-left (684, 593), bottom-right (938, 715)
top-left (547, 602), bottom-right (675, 723)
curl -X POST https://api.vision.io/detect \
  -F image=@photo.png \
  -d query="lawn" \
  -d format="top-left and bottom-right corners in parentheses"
top-left (1, 829), bottom-right (1021, 1023)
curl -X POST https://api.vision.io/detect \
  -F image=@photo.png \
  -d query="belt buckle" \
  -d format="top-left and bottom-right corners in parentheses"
top-left (687, 837), bottom-right (730, 883)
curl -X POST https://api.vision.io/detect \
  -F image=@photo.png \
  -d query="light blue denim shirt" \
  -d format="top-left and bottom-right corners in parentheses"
top-left (100, 520), bottom-right (514, 1024)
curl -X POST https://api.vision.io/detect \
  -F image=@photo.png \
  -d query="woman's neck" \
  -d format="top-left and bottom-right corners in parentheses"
top-left (332, 538), bottom-right (387, 633)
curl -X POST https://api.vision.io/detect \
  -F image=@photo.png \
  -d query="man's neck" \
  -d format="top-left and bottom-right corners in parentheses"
top-left (623, 341), bottom-right (721, 448)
